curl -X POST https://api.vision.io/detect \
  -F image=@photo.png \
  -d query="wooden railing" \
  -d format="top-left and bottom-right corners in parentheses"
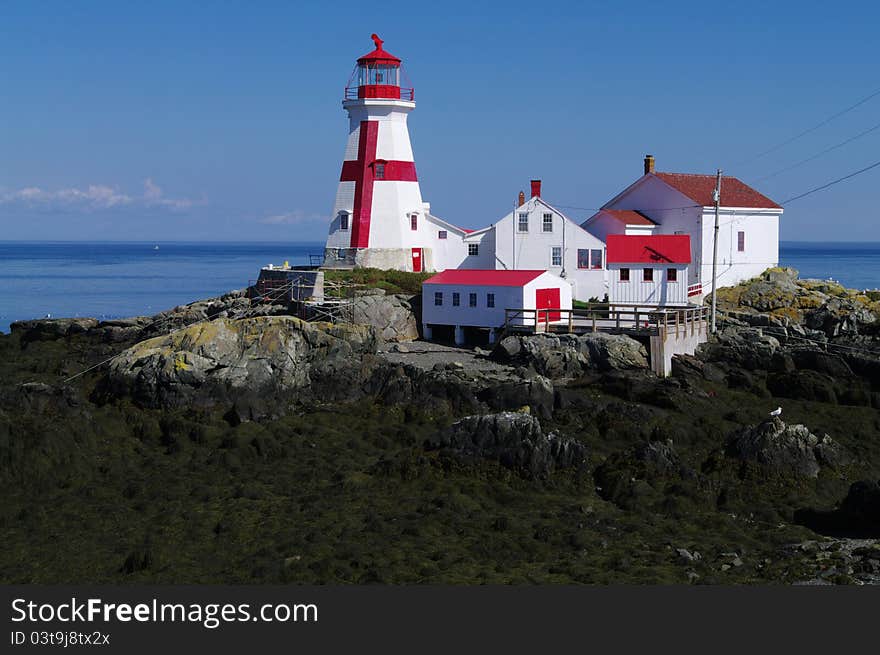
top-left (502, 303), bottom-right (709, 336)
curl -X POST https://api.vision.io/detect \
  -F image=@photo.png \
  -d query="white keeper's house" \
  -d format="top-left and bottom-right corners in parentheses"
top-left (606, 234), bottom-right (692, 306)
top-left (421, 269), bottom-right (572, 345)
top-left (460, 180), bottom-right (608, 302)
top-left (583, 155), bottom-right (783, 294)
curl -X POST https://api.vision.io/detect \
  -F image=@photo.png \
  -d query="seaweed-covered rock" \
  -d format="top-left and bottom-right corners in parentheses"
top-left (427, 412), bottom-right (587, 478)
top-left (726, 417), bottom-right (846, 478)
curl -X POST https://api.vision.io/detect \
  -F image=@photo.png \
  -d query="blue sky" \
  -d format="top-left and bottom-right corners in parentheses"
top-left (1, 0), bottom-right (878, 242)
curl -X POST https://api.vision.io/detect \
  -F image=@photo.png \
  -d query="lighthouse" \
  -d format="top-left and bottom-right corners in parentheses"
top-left (323, 35), bottom-right (466, 272)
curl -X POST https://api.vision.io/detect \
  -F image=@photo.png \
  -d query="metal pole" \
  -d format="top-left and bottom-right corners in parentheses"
top-left (512, 199), bottom-right (517, 271)
top-left (710, 169), bottom-right (722, 334)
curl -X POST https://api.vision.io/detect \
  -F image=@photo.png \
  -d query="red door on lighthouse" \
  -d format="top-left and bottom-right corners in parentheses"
top-left (536, 288), bottom-right (561, 322)
top-left (411, 248), bottom-right (422, 272)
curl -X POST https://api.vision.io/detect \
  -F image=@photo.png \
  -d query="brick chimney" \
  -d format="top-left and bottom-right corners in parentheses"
top-left (517, 191), bottom-right (525, 207)
top-left (530, 179), bottom-right (541, 198)
top-left (644, 154), bottom-right (655, 175)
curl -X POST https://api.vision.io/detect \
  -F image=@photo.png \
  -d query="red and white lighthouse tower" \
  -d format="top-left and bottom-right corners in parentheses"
top-left (323, 34), bottom-right (434, 271)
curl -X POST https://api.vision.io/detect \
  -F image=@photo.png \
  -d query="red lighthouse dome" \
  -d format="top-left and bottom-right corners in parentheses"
top-left (345, 34), bottom-right (414, 101)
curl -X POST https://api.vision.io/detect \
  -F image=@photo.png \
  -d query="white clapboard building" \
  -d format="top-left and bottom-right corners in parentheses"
top-left (460, 181), bottom-right (608, 302)
top-left (606, 234), bottom-right (691, 306)
top-left (584, 155), bottom-right (783, 295)
top-left (421, 269), bottom-right (572, 345)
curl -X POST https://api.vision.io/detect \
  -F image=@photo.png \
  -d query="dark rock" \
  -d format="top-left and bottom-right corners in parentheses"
top-left (427, 412), bottom-right (587, 478)
top-left (726, 417), bottom-right (846, 478)
top-left (767, 370), bottom-right (838, 404)
top-left (10, 317), bottom-right (99, 343)
top-left (795, 480), bottom-right (880, 538)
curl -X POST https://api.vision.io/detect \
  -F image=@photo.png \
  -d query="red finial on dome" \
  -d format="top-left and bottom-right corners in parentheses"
top-left (357, 33), bottom-right (401, 65)
top-left (371, 33), bottom-right (383, 49)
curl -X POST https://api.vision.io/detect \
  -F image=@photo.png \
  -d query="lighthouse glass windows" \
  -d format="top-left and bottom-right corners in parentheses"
top-left (518, 213), bottom-right (529, 232)
top-left (357, 63), bottom-right (400, 87)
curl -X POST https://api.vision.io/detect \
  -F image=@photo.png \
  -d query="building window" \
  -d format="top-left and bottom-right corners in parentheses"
top-left (487, 293), bottom-right (495, 308)
top-left (518, 212), bottom-right (529, 232)
top-left (375, 162), bottom-right (385, 179)
top-left (434, 291), bottom-right (443, 306)
top-left (667, 268), bottom-right (677, 282)
top-left (469, 293), bottom-right (477, 307)
top-left (339, 212), bottom-right (349, 231)
top-left (452, 292), bottom-right (460, 306)
top-left (551, 246), bottom-right (562, 267)
top-left (590, 249), bottom-right (603, 269)
top-left (542, 213), bottom-right (553, 232)
top-left (577, 249), bottom-right (589, 269)
top-left (643, 268), bottom-right (654, 282)
top-left (737, 231), bottom-right (745, 252)
top-left (468, 243), bottom-right (479, 256)
top-left (410, 214), bottom-right (418, 231)
top-left (620, 268), bottom-right (630, 282)
top-left (438, 230), bottom-right (447, 240)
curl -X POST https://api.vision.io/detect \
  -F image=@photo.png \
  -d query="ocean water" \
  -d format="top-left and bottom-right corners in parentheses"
top-left (0, 241), bottom-right (324, 333)
top-left (0, 240), bottom-right (877, 333)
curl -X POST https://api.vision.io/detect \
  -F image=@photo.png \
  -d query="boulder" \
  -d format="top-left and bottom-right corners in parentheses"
top-left (104, 316), bottom-right (381, 413)
top-left (349, 292), bottom-right (419, 342)
top-left (490, 333), bottom-right (647, 378)
top-left (795, 480), bottom-right (880, 538)
top-left (427, 412), bottom-right (587, 478)
top-left (10, 318), bottom-right (99, 342)
top-left (726, 417), bottom-right (847, 478)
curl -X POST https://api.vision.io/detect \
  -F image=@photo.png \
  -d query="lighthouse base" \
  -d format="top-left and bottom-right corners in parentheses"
top-left (322, 247), bottom-right (433, 273)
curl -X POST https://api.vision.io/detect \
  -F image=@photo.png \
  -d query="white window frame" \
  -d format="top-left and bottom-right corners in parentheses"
top-left (434, 291), bottom-right (443, 306)
top-left (542, 213), bottom-right (553, 232)
top-left (438, 230), bottom-right (448, 240)
top-left (339, 212), bottom-right (349, 231)
top-left (518, 212), bottom-right (529, 233)
top-left (550, 246), bottom-right (562, 267)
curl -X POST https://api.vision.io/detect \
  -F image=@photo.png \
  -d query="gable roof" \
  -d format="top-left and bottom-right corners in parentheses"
top-left (606, 234), bottom-right (691, 265)
top-left (423, 269), bottom-right (546, 287)
top-left (654, 172), bottom-right (782, 209)
top-left (598, 209), bottom-right (657, 226)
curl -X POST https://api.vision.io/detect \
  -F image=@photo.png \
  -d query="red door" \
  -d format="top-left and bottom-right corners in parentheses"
top-left (411, 248), bottom-right (422, 272)
top-left (536, 287), bottom-right (561, 322)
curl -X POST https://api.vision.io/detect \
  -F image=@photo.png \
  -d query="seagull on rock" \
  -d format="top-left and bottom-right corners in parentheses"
top-left (769, 407), bottom-right (782, 417)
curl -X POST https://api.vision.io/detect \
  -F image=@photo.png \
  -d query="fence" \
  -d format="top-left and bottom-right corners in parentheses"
top-left (502, 303), bottom-right (709, 336)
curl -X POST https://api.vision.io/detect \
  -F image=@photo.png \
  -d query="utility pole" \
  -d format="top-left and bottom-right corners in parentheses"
top-left (710, 169), bottom-right (722, 334)
top-left (560, 212), bottom-right (567, 278)
top-left (512, 198), bottom-right (517, 270)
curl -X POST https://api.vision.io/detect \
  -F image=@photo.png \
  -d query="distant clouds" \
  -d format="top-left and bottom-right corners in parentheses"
top-left (0, 179), bottom-right (202, 212)
top-left (258, 210), bottom-right (327, 226)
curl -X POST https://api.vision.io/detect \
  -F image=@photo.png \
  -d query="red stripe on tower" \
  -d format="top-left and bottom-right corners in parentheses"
top-left (340, 120), bottom-right (419, 248)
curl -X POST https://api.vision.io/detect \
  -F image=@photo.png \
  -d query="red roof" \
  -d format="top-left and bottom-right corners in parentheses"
top-left (606, 235), bottom-right (691, 265)
top-left (654, 172), bottom-right (781, 209)
top-left (357, 35), bottom-right (401, 65)
top-left (423, 269), bottom-right (546, 287)
top-left (602, 209), bottom-right (656, 226)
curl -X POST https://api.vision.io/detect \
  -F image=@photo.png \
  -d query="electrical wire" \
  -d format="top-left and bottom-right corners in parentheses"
top-left (781, 158), bottom-right (880, 204)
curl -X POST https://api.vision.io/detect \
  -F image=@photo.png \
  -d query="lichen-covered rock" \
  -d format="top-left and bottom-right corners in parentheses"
top-left (726, 417), bottom-right (847, 478)
top-left (105, 316), bottom-right (381, 412)
top-left (427, 411), bottom-right (587, 478)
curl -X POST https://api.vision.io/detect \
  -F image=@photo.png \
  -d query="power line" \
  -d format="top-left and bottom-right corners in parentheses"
top-left (735, 85), bottom-right (880, 166)
top-left (781, 158), bottom-right (880, 204)
top-left (755, 118), bottom-right (880, 183)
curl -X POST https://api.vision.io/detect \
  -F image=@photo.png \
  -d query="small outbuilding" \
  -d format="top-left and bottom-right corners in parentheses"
top-left (606, 234), bottom-right (691, 306)
top-left (422, 269), bottom-right (572, 345)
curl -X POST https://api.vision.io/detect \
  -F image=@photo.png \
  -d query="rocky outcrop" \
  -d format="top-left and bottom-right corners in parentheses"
top-left (10, 317), bottom-right (99, 343)
top-left (104, 316), bottom-right (381, 415)
top-left (491, 332), bottom-right (648, 378)
top-left (726, 417), bottom-right (847, 478)
top-left (349, 290), bottom-right (419, 342)
top-left (427, 412), bottom-right (587, 478)
top-left (795, 480), bottom-right (880, 538)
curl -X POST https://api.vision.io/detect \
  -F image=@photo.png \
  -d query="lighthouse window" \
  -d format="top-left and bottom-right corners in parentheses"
top-left (438, 230), bottom-right (448, 240)
top-left (469, 293), bottom-right (477, 307)
top-left (375, 163), bottom-right (385, 179)
top-left (434, 292), bottom-right (443, 306)
top-left (468, 243), bottom-right (479, 256)
top-left (452, 292), bottom-right (460, 306)
top-left (518, 213), bottom-right (529, 232)
top-left (542, 213), bottom-right (553, 232)
top-left (410, 214), bottom-right (418, 231)
top-left (339, 212), bottom-right (349, 231)
top-left (551, 247), bottom-right (562, 267)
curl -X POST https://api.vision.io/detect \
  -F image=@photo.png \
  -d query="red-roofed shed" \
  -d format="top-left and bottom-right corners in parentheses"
top-left (606, 235), bottom-right (692, 306)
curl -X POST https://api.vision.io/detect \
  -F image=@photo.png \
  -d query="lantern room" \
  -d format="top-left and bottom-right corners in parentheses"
top-left (345, 34), bottom-right (414, 101)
